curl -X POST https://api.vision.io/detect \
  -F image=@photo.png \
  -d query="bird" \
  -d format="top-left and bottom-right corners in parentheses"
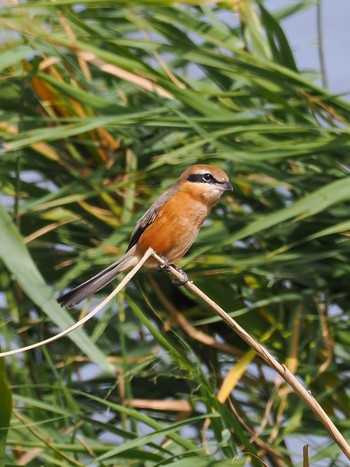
top-left (57, 164), bottom-right (232, 308)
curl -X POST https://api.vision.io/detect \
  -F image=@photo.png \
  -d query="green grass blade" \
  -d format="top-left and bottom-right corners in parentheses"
top-left (0, 204), bottom-right (113, 373)
top-left (0, 358), bottom-right (12, 467)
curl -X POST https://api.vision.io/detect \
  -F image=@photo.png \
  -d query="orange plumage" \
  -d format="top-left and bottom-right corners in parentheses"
top-left (57, 165), bottom-right (232, 308)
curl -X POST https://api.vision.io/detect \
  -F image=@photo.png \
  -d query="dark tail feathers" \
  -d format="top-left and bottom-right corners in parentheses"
top-left (57, 258), bottom-right (127, 308)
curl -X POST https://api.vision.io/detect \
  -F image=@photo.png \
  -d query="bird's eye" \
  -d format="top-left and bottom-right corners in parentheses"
top-left (202, 173), bottom-right (213, 182)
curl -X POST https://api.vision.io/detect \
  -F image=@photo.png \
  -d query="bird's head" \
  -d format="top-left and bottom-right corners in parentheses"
top-left (178, 164), bottom-right (233, 205)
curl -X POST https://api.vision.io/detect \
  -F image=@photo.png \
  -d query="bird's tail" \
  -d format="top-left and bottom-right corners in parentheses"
top-left (57, 253), bottom-right (138, 308)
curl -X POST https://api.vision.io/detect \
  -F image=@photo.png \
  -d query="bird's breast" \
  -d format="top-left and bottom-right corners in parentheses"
top-left (136, 192), bottom-right (211, 264)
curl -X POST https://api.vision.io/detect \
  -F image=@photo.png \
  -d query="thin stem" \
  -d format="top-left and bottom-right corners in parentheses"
top-left (0, 248), bottom-right (154, 358)
top-left (316, 0), bottom-right (329, 89)
top-left (151, 251), bottom-right (350, 461)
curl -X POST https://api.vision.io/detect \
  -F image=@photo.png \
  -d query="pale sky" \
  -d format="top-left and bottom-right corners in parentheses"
top-left (266, 0), bottom-right (350, 98)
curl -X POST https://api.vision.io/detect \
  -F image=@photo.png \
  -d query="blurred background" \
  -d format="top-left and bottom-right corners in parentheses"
top-left (1, 1), bottom-right (350, 465)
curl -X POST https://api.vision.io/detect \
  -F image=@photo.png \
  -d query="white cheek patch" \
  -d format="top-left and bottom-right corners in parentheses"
top-left (203, 187), bottom-right (222, 203)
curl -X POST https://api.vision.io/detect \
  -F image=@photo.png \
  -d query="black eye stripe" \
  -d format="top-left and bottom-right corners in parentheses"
top-left (187, 173), bottom-right (220, 184)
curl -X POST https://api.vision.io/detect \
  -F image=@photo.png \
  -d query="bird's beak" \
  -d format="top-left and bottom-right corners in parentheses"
top-left (221, 181), bottom-right (233, 192)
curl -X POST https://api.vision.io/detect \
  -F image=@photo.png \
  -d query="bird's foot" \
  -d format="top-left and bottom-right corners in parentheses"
top-left (171, 267), bottom-right (189, 286)
top-left (157, 255), bottom-right (172, 271)
top-left (157, 256), bottom-right (189, 286)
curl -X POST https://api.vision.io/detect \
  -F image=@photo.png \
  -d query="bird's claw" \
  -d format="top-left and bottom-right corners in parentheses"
top-left (171, 269), bottom-right (189, 286)
top-left (157, 255), bottom-right (172, 271)
top-left (157, 256), bottom-right (189, 286)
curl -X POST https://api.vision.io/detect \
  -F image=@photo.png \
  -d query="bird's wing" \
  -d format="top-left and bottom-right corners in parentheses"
top-left (126, 185), bottom-right (178, 252)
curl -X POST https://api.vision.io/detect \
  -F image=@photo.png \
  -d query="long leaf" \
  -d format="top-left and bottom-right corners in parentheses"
top-left (0, 204), bottom-right (113, 374)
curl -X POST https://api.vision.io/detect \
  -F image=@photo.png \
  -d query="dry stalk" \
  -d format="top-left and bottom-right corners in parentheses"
top-left (151, 251), bottom-right (350, 460)
top-left (0, 248), bottom-right (154, 358)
